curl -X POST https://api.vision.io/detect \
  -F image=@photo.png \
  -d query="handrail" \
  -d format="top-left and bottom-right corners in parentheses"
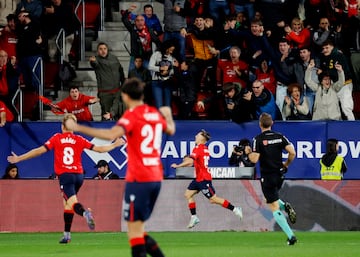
top-left (100, 0), bottom-right (104, 31)
top-left (74, 0), bottom-right (85, 61)
top-left (32, 57), bottom-right (44, 120)
top-left (55, 28), bottom-right (65, 64)
top-left (11, 87), bottom-right (23, 122)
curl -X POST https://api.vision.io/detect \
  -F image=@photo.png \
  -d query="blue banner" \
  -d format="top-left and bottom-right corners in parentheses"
top-left (1, 121), bottom-right (359, 179)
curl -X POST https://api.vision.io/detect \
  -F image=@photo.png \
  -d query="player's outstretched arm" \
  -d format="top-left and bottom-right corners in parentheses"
top-left (170, 156), bottom-right (194, 168)
top-left (159, 106), bottom-right (176, 136)
top-left (92, 137), bottom-right (126, 153)
top-left (7, 146), bottom-right (47, 164)
top-left (65, 118), bottom-right (125, 141)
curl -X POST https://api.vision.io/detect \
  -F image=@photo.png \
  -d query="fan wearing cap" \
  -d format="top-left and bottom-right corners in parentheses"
top-left (92, 160), bottom-right (119, 180)
top-left (171, 129), bottom-right (243, 229)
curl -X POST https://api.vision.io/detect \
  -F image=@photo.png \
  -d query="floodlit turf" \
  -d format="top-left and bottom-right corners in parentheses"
top-left (0, 231), bottom-right (359, 257)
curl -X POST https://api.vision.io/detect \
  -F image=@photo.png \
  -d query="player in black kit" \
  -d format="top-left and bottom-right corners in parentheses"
top-left (248, 112), bottom-right (297, 245)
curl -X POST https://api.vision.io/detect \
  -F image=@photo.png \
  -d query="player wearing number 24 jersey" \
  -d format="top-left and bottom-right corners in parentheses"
top-left (64, 77), bottom-right (176, 257)
top-left (7, 113), bottom-right (123, 244)
top-left (117, 104), bottom-right (166, 183)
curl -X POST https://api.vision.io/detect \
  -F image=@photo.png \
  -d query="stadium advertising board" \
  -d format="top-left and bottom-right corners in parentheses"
top-left (1, 121), bottom-right (359, 179)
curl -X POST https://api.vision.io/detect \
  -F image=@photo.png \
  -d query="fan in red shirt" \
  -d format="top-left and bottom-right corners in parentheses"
top-left (64, 78), bottom-right (176, 257)
top-left (171, 129), bottom-right (244, 229)
top-left (7, 113), bottom-right (123, 244)
top-left (54, 86), bottom-right (99, 121)
top-left (0, 100), bottom-right (14, 126)
top-left (0, 14), bottom-right (17, 59)
top-left (217, 46), bottom-right (249, 88)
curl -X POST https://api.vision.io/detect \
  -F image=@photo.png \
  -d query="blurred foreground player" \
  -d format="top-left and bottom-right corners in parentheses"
top-left (7, 113), bottom-right (122, 243)
top-left (64, 78), bottom-right (176, 257)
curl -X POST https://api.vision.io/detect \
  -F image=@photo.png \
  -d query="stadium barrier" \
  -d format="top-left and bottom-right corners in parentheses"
top-left (1, 120), bottom-right (360, 179)
top-left (1, 180), bottom-right (359, 232)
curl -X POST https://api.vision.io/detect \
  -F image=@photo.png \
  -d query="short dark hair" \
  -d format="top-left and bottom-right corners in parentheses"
top-left (143, 4), bottom-right (153, 11)
top-left (322, 39), bottom-right (334, 47)
top-left (69, 85), bottom-right (79, 91)
top-left (121, 77), bottom-right (145, 100)
top-left (318, 71), bottom-right (331, 82)
top-left (239, 138), bottom-right (251, 147)
top-left (326, 138), bottom-right (338, 154)
top-left (6, 13), bottom-right (16, 21)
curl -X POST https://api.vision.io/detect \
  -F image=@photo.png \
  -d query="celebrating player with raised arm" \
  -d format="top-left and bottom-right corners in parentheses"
top-left (7, 113), bottom-right (123, 243)
top-left (65, 77), bottom-right (175, 257)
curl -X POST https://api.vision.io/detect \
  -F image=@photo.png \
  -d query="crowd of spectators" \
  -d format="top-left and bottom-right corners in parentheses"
top-left (120, 0), bottom-right (360, 123)
top-left (0, 0), bottom-right (360, 124)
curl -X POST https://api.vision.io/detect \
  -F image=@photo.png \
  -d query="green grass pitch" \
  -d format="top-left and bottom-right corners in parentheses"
top-left (0, 231), bottom-right (358, 257)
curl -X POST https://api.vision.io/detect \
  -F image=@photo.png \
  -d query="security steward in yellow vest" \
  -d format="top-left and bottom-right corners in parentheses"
top-left (320, 139), bottom-right (347, 180)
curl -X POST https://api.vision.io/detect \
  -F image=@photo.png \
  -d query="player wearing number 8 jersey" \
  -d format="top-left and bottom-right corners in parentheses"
top-left (7, 113), bottom-right (123, 243)
top-left (64, 77), bottom-right (176, 257)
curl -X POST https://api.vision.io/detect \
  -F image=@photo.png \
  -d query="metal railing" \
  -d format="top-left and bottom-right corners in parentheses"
top-left (11, 87), bottom-right (23, 122)
top-left (55, 28), bottom-right (66, 64)
top-left (32, 57), bottom-right (44, 120)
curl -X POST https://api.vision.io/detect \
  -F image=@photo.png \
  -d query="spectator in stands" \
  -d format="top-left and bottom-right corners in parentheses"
top-left (312, 17), bottom-right (337, 57)
top-left (148, 39), bottom-right (178, 109)
top-left (284, 17), bottom-right (311, 49)
top-left (92, 160), bottom-right (119, 180)
top-left (15, 0), bottom-right (43, 21)
top-left (320, 40), bottom-right (355, 120)
top-left (184, 0), bottom-right (208, 26)
top-left (231, 19), bottom-right (271, 70)
top-left (217, 14), bottom-right (240, 59)
top-left (232, 0), bottom-right (255, 21)
top-left (217, 46), bottom-right (249, 89)
top-left (129, 4), bottom-right (163, 37)
top-left (254, 58), bottom-right (277, 95)
top-left (275, 38), bottom-right (298, 119)
top-left (222, 82), bottom-right (255, 123)
top-left (54, 86), bottom-right (99, 121)
top-left (256, 0), bottom-right (298, 38)
top-left (290, 47), bottom-right (320, 114)
top-left (2, 164), bottom-right (19, 179)
top-left (320, 138), bottom-right (347, 180)
top-left (121, 8), bottom-right (161, 72)
top-left (251, 80), bottom-right (280, 120)
top-left (42, 0), bottom-right (80, 62)
top-left (163, 0), bottom-right (188, 64)
top-left (304, 0), bottom-right (331, 29)
top-left (0, 14), bottom-right (18, 60)
top-left (283, 83), bottom-right (311, 120)
top-left (0, 50), bottom-right (20, 119)
top-left (229, 138), bottom-right (255, 167)
top-left (89, 42), bottom-right (126, 121)
top-left (128, 56), bottom-right (152, 105)
top-left (0, 99), bottom-right (14, 126)
top-left (16, 10), bottom-right (43, 93)
top-left (305, 60), bottom-right (344, 120)
top-left (187, 15), bottom-right (220, 93)
top-left (175, 60), bottom-right (197, 119)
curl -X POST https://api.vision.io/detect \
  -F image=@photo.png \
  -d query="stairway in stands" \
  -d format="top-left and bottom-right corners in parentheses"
top-left (43, 1), bottom-right (163, 121)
